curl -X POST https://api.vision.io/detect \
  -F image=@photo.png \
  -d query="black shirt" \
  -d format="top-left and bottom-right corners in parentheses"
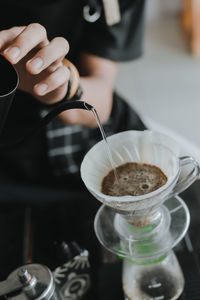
top-left (1, 0), bottom-right (145, 62)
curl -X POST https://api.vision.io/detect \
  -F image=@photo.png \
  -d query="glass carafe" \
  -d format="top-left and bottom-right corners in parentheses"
top-left (123, 251), bottom-right (184, 300)
top-left (94, 194), bottom-right (190, 300)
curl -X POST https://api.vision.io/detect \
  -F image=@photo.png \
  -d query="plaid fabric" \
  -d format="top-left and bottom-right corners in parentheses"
top-left (45, 120), bottom-right (102, 176)
top-left (43, 93), bottom-right (146, 177)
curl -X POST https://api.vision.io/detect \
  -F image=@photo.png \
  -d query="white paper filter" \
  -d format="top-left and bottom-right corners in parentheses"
top-left (81, 130), bottom-right (180, 211)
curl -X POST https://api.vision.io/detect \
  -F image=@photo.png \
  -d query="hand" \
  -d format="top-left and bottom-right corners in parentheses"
top-left (0, 24), bottom-right (70, 105)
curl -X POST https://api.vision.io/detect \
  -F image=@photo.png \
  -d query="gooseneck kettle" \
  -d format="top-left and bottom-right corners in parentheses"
top-left (0, 55), bottom-right (93, 149)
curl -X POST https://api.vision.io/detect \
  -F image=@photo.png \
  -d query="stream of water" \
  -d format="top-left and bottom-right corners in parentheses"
top-left (91, 107), bottom-right (119, 182)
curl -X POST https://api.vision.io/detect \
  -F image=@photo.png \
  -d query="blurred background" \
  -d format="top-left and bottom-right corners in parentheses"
top-left (116, 0), bottom-right (200, 160)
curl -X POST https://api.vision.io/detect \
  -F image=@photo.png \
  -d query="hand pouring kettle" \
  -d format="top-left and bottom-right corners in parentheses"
top-left (0, 55), bottom-right (93, 149)
top-left (0, 264), bottom-right (60, 300)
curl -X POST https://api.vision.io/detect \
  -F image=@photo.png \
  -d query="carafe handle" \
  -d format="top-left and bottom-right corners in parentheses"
top-left (168, 156), bottom-right (200, 198)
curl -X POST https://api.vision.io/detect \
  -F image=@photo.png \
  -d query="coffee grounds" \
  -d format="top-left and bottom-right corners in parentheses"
top-left (101, 162), bottom-right (167, 197)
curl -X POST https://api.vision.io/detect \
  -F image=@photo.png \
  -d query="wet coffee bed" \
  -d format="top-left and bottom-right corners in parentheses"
top-left (101, 162), bottom-right (167, 197)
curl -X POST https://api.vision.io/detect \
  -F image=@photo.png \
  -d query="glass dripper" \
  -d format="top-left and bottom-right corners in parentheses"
top-left (81, 130), bottom-right (200, 300)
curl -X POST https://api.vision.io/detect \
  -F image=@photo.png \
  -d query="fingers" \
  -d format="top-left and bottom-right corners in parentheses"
top-left (26, 37), bottom-right (69, 74)
top-left (0, 26), bottom-right (25, 51)
top-left (3, 23), bottom-right (48, 64)
top-left (33, 65), bottom-right (70, 96)
top-left (0, 24), bottom-right (71, 103)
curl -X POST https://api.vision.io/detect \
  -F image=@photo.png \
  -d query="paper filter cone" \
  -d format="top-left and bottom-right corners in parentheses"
top-left (81, 130), bottom-right (180, 212)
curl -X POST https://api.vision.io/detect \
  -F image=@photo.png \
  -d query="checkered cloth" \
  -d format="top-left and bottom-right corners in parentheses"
top-left (45, 120), bottom-right (103, 176)
top-left (43, 93), bottom-right (146, 176)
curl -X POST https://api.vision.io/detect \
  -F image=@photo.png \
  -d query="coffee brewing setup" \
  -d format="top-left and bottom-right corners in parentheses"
top-left (81, 130), bottom-right (200, 299)
top-left (0, 54), bottom-right (200, 299)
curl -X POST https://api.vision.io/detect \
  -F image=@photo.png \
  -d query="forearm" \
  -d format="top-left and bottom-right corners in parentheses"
top-left (58, 54), bottom-right (118, 128)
